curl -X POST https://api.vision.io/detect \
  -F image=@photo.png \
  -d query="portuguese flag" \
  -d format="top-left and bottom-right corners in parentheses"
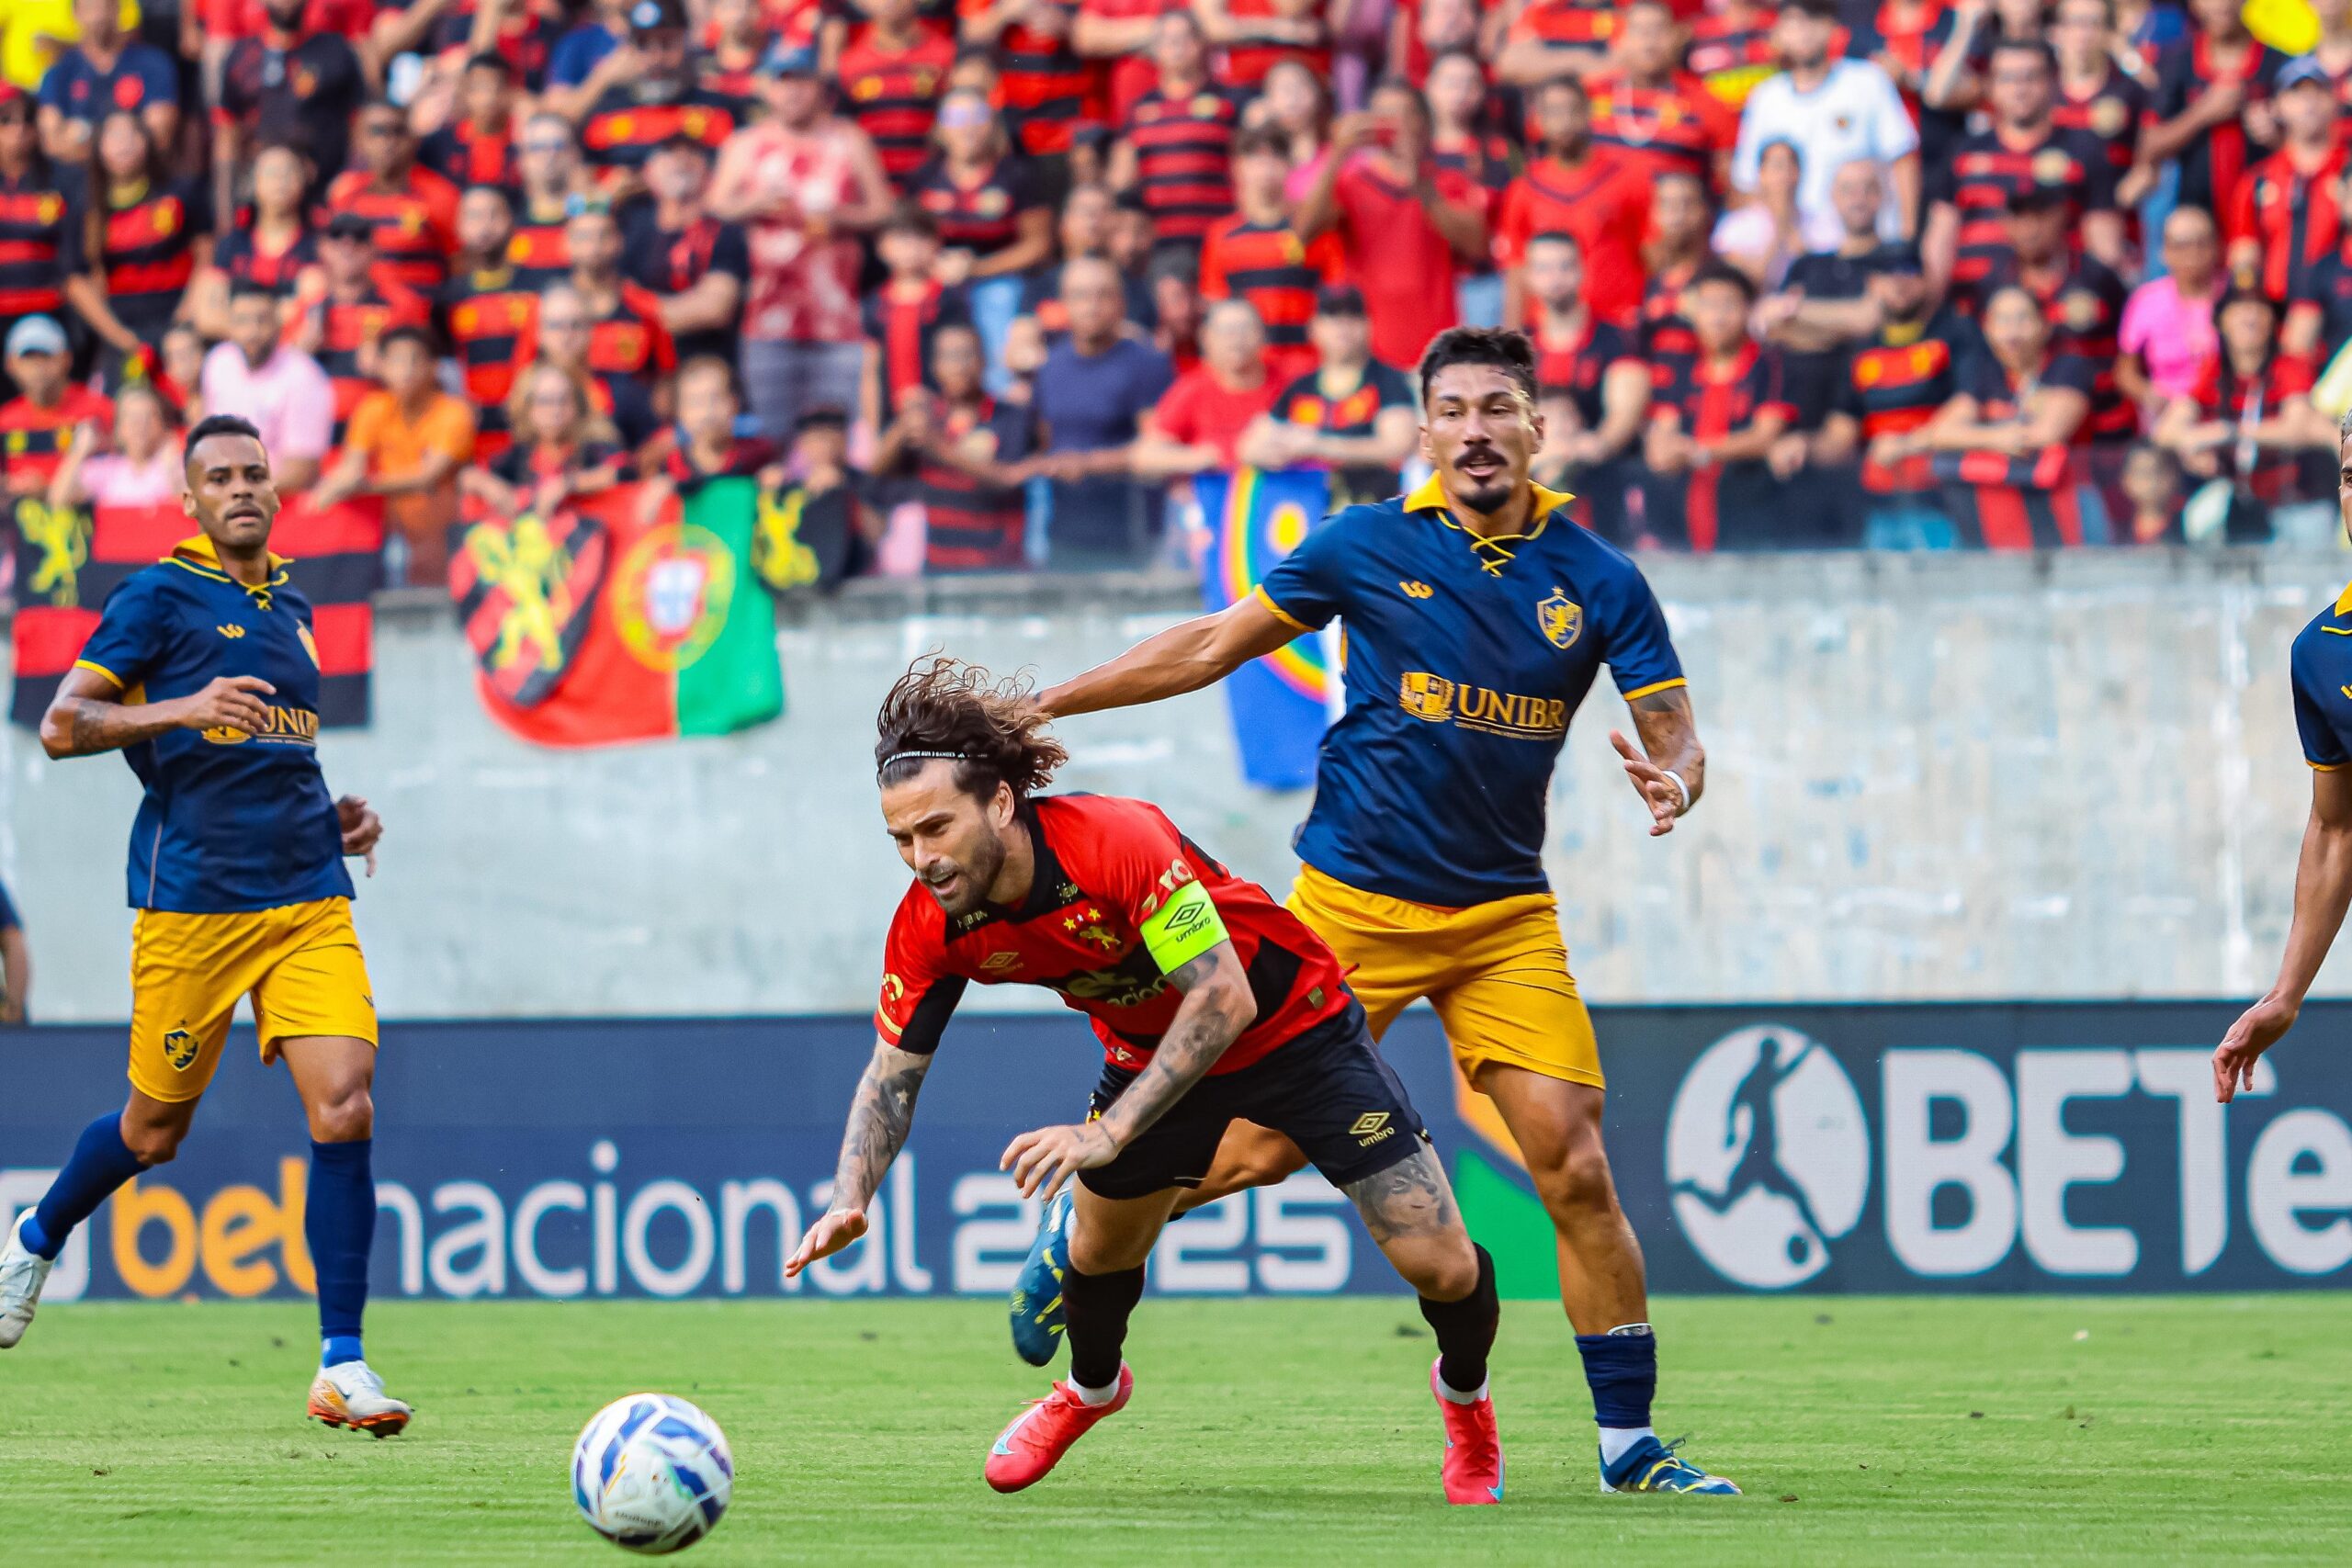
top-left (450, 478), bottom-right (784, 748)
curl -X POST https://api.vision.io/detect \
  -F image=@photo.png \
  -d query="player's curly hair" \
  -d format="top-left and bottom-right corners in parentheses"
top-left (876, 656), bottom-right (1069, 803)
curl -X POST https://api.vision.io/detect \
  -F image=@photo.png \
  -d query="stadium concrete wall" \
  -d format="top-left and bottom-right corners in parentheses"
top-left (2, 547), bottom-right (2348, 1021)
top-left (4, 1005), bottom-right (2346, 1300)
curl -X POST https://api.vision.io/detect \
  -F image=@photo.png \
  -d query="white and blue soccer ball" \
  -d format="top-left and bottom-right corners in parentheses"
top-left (571, 1393), bottom-right (735, 1555)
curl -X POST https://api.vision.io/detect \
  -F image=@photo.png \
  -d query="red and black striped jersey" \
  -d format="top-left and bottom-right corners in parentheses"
top-left (578, 86), bottom-right (744, 178)
top-left (1506, 0), bottom-right (1619, 61)
top-left (1122, 85), bottom-right (1243, 244)
top-left (212, 225), bottom-right (320, 297)
top-left (2188, 351), bottom-right (2325, 504)
top-left (2052, 65), bottom-right (2148, 174)
top-left (0, 385), bottom-right (113, 495)
top-left (1835, 320), bottom-right (1965, 494)
top-left (418, 117), bottom-right (521, 190)
top-left (1927, 124), bottom-right (2118, 292)
top-left (861, 278), bottom-right (973, 412)
top-left (0, 175), bottom-right (74, 322)
top-left (1651, 341), bottom-right (1792, 443)
top-left (835, 27), bottom-right (956, 183)
top-left (1639, 262), bottom-right (1702, 387)
top-left (1215, 0), bottom-right (1329, 90)
top-left (1687, 3), bottom-right (1778, 108)
top-left (1969, 252), bottom-right (2130, 442)
top-left (506, 198), bottom-right (572, 288)
top-left (571, 283), bottom-right (676, 388)
top-left (913, 393), bottom-right (1034, 571)
top-left (2150, 35), bottom-right (2288, 217)
top-left (1079, 0), bottom-right (1190, 127)
top-left (2227, 143), bottom-right (2347, 305)
top-left (1585, 70), bottom-right (1738, 190)
top-left (290, 281), bottom-right (432, 445)
top-left (63, 175), bottom-right (212, 338)
top-left (874, 793), bottom-right (1352, 1074)
top-left (322, 165), bottom-right (464, 294)
top-left (907, 156), bottom-right (1045, 256)
top-left (1531, 311), bottom-right (1642, 432)
top-left (964, 0), bottom-right (1090, 157)
top-left (435, 266), bottom-right (538, 458)
top-left (1197, 215), bottom-right (1343, 373)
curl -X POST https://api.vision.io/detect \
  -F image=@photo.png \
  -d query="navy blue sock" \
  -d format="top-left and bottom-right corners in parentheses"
top-left (25, 1112), bottom-right (148, 1261)
top-left (309, 1139), bottom-right (375, 1368)
top-left (1576, 1326), bottom-right (1657, 1431)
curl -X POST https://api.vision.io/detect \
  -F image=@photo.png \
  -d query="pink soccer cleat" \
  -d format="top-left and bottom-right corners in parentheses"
top-left (983, 1365), bottom-right (1133, 1494)
top-left (1430, 1359), bottom-right (1504, 1505)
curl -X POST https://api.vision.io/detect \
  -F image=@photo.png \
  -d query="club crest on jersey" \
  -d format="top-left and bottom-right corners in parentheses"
top-left (1538, 588), bottom-right (1583, 649)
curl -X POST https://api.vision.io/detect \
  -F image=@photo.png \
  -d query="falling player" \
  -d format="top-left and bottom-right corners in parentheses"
top-left (2218, 410), bottom-right (2352, 1102)
top-left (785, 658), bottom-right (1508, 1503)
top-left (1019, 325), bottom-right (1737, 1495)
top-left (0, 415), bottom-right (408, 1436)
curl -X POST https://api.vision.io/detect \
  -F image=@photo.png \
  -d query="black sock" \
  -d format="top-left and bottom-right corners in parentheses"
top-left (1062, 1263), bottom-right (1145, 1390)
top-left (1419, 1245), bottom-right (1499, 1395)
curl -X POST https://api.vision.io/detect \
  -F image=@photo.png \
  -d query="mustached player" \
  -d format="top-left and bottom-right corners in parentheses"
top-left (785, 658), bottom-right (1508, 1503)
top-left (0, 414), bottom-right (406, 1435)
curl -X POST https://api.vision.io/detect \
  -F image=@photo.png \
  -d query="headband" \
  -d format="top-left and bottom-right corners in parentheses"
top-left (878, 750), bottom-right (979, 773)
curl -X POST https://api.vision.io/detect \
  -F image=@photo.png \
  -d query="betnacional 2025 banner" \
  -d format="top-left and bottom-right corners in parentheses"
top-left (2, 1003), bottom-right (2347, 1304)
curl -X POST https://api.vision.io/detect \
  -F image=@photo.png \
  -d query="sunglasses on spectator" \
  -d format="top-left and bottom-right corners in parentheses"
top-left (938, 105), bottom-right (991, 130)
top-left (541, 316), bottom-right (589, 332)
top-left (524, 137), bottom-right (570, 153)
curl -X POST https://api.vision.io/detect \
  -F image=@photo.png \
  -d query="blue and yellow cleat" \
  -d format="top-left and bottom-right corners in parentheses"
top-left (1009, 1190), bottom-right (1073, 1367)
top-left (1600, 1435), bottom-right (1740, 1495)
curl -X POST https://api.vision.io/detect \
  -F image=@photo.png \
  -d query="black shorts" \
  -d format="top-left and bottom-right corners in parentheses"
top-left (1078, 1001), bottom-right (1430, 1201)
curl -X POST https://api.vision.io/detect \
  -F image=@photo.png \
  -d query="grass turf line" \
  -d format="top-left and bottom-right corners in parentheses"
top-left (0, 1295), bottom-right (2345, 1565)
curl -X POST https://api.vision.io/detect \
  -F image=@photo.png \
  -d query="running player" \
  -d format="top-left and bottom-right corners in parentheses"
top-left (0, 415), bottom-right (408, 1437)
top-left (1015, 325), bottom-right (1737, 1495)
top-left (785, 659), bottom-right (1507, 1503)
top-left (2217, 410), bottom-right (2352, 1102)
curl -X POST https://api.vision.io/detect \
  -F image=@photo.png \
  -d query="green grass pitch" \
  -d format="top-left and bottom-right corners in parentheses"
top-left (1, 1294), bottom-right (2346, 1565)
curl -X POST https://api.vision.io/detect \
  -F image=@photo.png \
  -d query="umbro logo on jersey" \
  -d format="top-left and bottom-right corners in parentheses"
top-left (1399, 580), bottom-right (1434, 599)
top-left (216, 624), bottom-right (247, 639)
top-left (980, 951), bottom-right (1022, 973)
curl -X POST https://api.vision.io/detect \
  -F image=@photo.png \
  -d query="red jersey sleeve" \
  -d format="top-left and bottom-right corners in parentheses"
top-left (627, 285), bottom-right (678, 374)
top-left (1152, 373), bottom-right (1203, 444)
top-left (875, 887), bottom-right (967, 1054)
top-left (2275, 354), bottom-right (2318, 399)
top-left (1054, 795), bottom-right (1200, 932)
top-left (2222, 168), bottom-right (2261, 248)
top-left (1198, 220), bottom-right (1234, 300)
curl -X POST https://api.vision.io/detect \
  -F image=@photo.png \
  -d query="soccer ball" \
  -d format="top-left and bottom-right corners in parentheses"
top-left (571, 1393), bottom-right (735, 1554)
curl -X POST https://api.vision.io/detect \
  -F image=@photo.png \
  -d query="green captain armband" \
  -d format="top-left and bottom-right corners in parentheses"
top-left (1140, 878), bottom-right (1228, 975)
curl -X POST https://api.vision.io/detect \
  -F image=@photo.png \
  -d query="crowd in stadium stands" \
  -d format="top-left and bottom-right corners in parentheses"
top-left (3, 0), bottom-right (2352, 577)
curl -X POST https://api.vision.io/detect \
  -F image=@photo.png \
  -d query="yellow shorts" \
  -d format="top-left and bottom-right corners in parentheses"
top-left (1284, 863), bottom-right (1602, 1092)
top-left (129, 897), bottom-right (378, 1103)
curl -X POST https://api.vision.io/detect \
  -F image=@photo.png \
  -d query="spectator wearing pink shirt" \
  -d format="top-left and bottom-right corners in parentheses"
top-left (45, 384), bottom-right (182, 510)
top-left (2117, 208), bottom-right (2224, 428)
top-left (198, 281), bottom-right (335, 492)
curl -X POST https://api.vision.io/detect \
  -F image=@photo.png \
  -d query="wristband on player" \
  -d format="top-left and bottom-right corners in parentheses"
top-left (1140, 877), bottom-right (1228, 974)
top-left (1664, 770), bottom-right (1691, 816)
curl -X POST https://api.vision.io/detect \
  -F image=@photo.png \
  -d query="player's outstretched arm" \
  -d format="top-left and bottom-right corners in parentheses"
top-left (1034, 598), bottom-right (1300, 719)
top-left (1001, 942), bottom-right (1256, 1200)
top-left (1609, 684), bottom-right (1707, 839)
top-left (2217, 767), bottom-right (2352, 1101)
top-left (786, 1040), bottom-right (934, 1277)
top-left (40, 668), bottom-right (277, 761)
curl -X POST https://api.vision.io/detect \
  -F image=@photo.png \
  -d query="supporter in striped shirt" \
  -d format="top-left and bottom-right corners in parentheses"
top-left (0, 87), bottom-right (78, 334)
top-left (421, 53), bottom-right (525, 191)
top-left (509, 113), bottom-right (583, 288)
top-left (61, 109), bottom-right (210, 389)
top-left (836, 0), bottom-right (957, 185)
top-left (1198, 0), bottom-right (1328, 92)
top-left (859, 203), bottom-right (974, 434)
top-left (2225, 60), bottom-right (2346, 307)
top-left (1688, 0), bottom-right (1781, 110)
top-left (193, 142), bottom-right (321, 340)
top-left (910, 88), bottom-right (1053, 289)
top-left (874, 319), bottom-right (1037, 571)
top-left (1074, 0), bottom-right (1191, 129)
top-left (1111, 11), bottom-right (1241, 251)
top-left (1197, 125), bottom-right (1342, 381)
top-left (958, 0), bottom-right (1090, 169)
top-left (323, 100), bottom-right (464, 297)
top-left (1495, 0), bottom-right (1619, 88)
top-left (1586, 0), bottom-right (1739, 193)
top-left (436, 185), bottom-right (538, 463)
top-left (288, 212), bottom-right (432, 451)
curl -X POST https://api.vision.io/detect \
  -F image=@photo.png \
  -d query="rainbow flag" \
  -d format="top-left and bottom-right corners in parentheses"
top-left (1196, 468), bottom-right (1335, 791)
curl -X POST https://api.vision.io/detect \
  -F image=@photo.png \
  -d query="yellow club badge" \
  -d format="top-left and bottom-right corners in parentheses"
top-left (1538, 587), bottom-right (1583, 649)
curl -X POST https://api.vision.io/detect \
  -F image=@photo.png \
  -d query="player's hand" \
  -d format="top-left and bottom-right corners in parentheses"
top-left (785, 1208), bottom-right (868, 1278)
top-left (1001, 1122), bottom-right (1118, 1201)
top-left (337, 794), bottom-right (383, 877)
top-left (1610, 728), bottom-right (1686, 837)
top-left (2214, 995), bottom-right (2295, 1102)
top-left (176, 674), bottom-right (276, 736)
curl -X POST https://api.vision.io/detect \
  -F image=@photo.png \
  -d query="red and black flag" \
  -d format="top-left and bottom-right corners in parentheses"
top-left (8, 498), bottom-right (182, 728)
top-left (447, 502), bottom-right (612, 708)
top-left (275, 496), bottom-right (387, 728)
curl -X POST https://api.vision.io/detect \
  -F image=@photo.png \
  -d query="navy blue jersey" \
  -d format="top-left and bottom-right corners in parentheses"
top-left (2292, 583), bottom-right (2352, 772)
top-left (1254, 477), bottom-right (1684, 907)
top-left (72, 536), bottom-right (353, 915)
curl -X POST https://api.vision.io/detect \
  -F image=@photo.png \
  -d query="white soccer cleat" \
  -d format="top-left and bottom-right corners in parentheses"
top-left (309, 1359), bottom-right (413, 1438)
top-left (0, 1210), bottom-right (55, 1349)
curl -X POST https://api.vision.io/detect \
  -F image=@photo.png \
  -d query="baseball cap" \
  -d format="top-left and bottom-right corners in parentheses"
top-left (323, 210), bottom-right (378, 241)
top-left (758, 39), bottom-right (820, 76)
top-left (5, 314), bottom-right (67, 357)
top-left (2278, 56), bottom-right (2334, 93)
top-left (1313, 283), bottom-right (1367, 318)
top-left (628, 0), bottom-right (687, 33)
top-left (1868, 239), bottom-right (1924, 276)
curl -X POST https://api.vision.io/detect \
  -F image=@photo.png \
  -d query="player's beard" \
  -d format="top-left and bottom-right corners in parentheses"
top-left (1451, 472), bottom-right (1519, 516)
top-left (924, 830), bottom-right (1006, 919)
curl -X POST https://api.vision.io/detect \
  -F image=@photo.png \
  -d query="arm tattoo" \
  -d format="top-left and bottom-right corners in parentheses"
top-left (1629, 686), bottom-right (1705, 805)
top-left (48, 696), bottom-right (178, 759)
top-left (1342, 1144), bottom-right (1461, 1244)
top-left (1095, 947), bottom-right (1248, 1148)
top-left (830, 1043), bottom-right (933, 1212)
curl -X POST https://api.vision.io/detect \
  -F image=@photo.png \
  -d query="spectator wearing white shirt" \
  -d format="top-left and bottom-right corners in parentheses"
top-left (1732, 0), bottom-right (1920, 243)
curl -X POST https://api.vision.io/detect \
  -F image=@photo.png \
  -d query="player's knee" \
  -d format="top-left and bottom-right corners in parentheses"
top-left (311, 1086), bottom-right (375, 1145)
top-left (1527, 1139), bottom-right (1618, 1219)
top-left (1407, 1233), bottom-right (1481, 1303)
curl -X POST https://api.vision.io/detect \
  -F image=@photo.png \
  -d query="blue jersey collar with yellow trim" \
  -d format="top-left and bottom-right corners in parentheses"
top-left (167, 534), bottom-right (291, 589)
top-left (2335, 579), bottom-right (2352, 618)
top-left (1404, 474), bottom-right (1576, 524)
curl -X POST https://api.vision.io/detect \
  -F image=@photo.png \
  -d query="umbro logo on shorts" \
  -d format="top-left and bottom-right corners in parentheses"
top-left (1351, 1112), bottom-right (1396, 1147)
